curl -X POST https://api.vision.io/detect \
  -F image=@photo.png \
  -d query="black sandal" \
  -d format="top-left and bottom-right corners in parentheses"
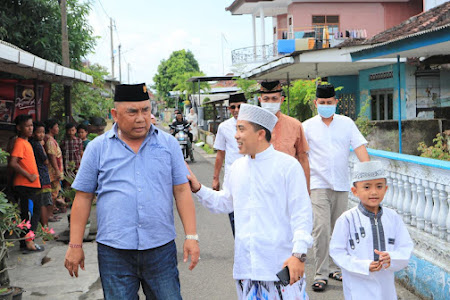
top-left (329, 271), bottom-right (343, 281)
top-left (312, 279), bottom-right (327, 292)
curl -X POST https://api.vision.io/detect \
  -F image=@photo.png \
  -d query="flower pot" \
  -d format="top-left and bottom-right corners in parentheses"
top-left (11, 287), bottom-right (24, 300)
top-left (0, 287), bottom-right (13, 300)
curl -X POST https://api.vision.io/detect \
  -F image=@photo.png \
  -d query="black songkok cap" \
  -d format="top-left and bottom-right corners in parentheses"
top-left (114, 83), bottom-right (150, 102)
top-left (229, 92), bottom-right (247, 103)
top-left (260, 80), bottom-right (282, 94)
top-left (316, 84), bottom-right (336, 98)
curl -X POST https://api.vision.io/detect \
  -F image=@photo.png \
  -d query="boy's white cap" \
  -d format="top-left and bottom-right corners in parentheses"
top-left (237, 104), bottom-right (278, 132)
top-left (352, 161), bottom-right (386, 183)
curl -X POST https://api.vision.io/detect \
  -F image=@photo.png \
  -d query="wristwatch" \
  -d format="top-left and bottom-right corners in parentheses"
top-left (185, 234), bottom-right (199, 242)
top-left (292, 253), bottom-right (307, 262)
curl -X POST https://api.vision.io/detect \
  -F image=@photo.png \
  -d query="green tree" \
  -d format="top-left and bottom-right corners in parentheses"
top-left (281, 79), bottom-right (317, 121)
top-left (50, 64), bottom-right (112, 121)
top-left (174, 71), bottom-right (210, 105)
top-left (0, 0), bottom-right (97, 69)
top-left (235, 77), bottom-right (258, 100)
top-left (153, 50), bottom-right (201, 103)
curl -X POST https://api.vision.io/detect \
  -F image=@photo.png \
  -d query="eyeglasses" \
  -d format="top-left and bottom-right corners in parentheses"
top-left (230, 105), bottom-right (241, 110)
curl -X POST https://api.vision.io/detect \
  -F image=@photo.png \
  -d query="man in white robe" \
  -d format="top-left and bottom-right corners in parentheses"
top-left (187, 104), bottom-right (313, 300)
top-left (330, 161), bottom-right (413, 300)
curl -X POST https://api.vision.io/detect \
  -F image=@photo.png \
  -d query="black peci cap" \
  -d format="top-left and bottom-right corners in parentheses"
top-left (114, 83), bottom-right (150, 102)
top-left (316, 84), bottom-right (336, 98)
top-left (229, 92), bottom-right (247, 103)
top-left (260, 80), bottom-right (283, 94)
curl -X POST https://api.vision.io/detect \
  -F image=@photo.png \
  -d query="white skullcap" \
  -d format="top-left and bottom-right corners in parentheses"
top-left (238, 104), bottom-right (278, 132)
top-left (352, 161), bottom-right (386, 184)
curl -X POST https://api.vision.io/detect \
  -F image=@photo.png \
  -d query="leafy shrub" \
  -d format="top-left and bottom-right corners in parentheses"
top-left (417, 133), bottom-right (449, 161)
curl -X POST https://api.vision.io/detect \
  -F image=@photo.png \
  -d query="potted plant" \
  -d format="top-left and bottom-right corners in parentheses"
top-left (0, 149), bottom-right (53, 299)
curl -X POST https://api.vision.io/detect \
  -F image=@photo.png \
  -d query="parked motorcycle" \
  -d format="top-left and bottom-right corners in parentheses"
top-left (170, 123), bottom-right (195, 162)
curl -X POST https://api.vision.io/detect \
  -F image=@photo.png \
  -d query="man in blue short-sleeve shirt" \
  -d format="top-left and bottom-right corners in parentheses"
top-left (64, 83), bottom-right (200, 300)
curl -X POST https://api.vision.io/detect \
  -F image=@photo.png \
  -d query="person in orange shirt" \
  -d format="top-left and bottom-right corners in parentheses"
top-left (259, 81), bottom-right (310, 192)
top-left (9, 114), bottom-right (44, 252)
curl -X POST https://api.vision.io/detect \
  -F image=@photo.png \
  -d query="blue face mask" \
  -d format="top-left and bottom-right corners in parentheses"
top-left (317, 104), bottom-right (336, 118)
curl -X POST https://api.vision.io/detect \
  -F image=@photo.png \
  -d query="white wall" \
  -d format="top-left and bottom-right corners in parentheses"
top-left (424, 0), bottom-right (447, 10)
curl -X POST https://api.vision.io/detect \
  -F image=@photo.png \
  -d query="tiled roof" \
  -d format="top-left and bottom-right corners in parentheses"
top-left (334, 1), bottom-right (450, 48)
top-left (366, 1), bottom-right (450, 44)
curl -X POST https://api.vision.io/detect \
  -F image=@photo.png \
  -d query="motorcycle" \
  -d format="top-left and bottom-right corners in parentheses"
top-left (170, 123), bottom-right (195, 162)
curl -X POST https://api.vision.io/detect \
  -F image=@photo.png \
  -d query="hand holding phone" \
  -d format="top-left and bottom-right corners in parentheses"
top-left (276, 266), bottom-right (290, 286)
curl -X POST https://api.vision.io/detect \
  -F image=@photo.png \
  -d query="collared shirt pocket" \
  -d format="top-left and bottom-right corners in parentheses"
top-left (143, 144), bottom-right (172, 179)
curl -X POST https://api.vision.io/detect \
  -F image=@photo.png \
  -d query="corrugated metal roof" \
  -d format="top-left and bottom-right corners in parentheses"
top-left (0, 40), bottom-right (93, 84)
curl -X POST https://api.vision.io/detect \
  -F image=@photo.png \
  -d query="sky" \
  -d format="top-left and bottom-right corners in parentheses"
top-left (86, 0), bottom-right (274, 87)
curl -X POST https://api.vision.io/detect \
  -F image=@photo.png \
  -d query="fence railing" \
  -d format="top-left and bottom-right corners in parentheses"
top-left (231, 43), bottom-right (278, 65)
top-left (348, 149), bottom-right (450, 243)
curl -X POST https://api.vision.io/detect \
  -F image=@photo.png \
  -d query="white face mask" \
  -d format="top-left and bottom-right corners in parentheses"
top-left (260, 102), bottom-right (281, 115)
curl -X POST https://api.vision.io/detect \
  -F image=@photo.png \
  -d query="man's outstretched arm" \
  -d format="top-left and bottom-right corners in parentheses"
top-left (174, 182), bottom-right (200, 271)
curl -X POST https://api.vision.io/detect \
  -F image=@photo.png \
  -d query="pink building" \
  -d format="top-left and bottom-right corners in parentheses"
top-left (227, 0), bottom-right (423, 63)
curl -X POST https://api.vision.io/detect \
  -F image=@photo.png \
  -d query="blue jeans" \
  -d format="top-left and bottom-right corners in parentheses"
top-left (97, 240), bottom-right (182, 300)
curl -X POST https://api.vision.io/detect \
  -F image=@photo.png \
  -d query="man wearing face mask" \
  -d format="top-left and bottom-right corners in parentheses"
top-left (303, 84), bottom-right (370, 292)
top-left (259, 81), bottom-right (310, 193)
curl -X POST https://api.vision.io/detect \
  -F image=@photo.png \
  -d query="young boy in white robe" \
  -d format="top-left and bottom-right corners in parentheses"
top-left (330, 161), bottom-right (413, 300)
top-left (187, 104), bottom-right (313, 300)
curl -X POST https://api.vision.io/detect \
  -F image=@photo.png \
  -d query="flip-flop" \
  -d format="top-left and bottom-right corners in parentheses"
top-left (22, 244), bottom-right (45, 254)
top-left (312, 279), bottom-right (327, 292)
top-left (329, 271), bottom-right (343, 281)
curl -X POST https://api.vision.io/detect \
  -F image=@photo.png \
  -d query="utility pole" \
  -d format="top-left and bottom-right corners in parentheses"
top-left (118, 44), bottom-right (122, 83)
top-left (60, 0), bottom-right (71, 123)
top-left (110, 18), bottom-right (115, 79)
top-left (128, 63), bottom-right (130, 83)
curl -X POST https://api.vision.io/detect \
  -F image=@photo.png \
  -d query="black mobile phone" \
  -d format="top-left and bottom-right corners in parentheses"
top-left (276, 266), bottom-right (290, 286)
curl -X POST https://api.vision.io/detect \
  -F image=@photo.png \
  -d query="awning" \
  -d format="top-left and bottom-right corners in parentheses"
top-left (241, 46), bottom-right (405, 80)
top-left (203, 97), bottom-right (228, 105)
top-left (187, 76), bottom-right (236, 82)
top-left (350, 24), bottom-right (450, 61)
top-left (0, 40), bottom-right (93, 85)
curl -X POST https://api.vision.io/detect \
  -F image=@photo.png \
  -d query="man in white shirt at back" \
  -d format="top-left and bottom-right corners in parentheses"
top-left (212, 92), bottom-right (246, 236)
top-left (303, 84), bottom-right (370, 292)
top-left (188, 104), bottom-right (313, 300)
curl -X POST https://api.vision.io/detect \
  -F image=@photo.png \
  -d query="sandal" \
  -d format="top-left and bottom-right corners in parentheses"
top-left (22, 243), bottom-right (45, 254)
top-left (329, 271), bottom-right (343, 281)
top-left (312, 279), bottom-right (327, 292)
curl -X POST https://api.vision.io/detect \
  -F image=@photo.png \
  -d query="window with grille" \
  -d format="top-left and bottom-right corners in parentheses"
top-left (370, 89), bottom-right (394, 120)
top-left (312, 15), bottom-right (339, 35)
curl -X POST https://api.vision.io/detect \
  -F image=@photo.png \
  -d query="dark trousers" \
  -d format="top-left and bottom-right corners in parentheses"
top-left (97, 240), bottom-right (182, 300)
top-left (14, 186), bottom-right (40, 246)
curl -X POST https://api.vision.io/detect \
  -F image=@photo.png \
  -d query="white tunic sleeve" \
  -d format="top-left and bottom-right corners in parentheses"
top-left (195, 166), bottom-right (233, 214)
top-left (287, 164), bottom-right (313, 254)
top-left (213, 124), bottom-right (226, 151)
top-left (330, 215), bottom-right (372, 276)
top-left (387, 213), bottom-right (414, 272)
